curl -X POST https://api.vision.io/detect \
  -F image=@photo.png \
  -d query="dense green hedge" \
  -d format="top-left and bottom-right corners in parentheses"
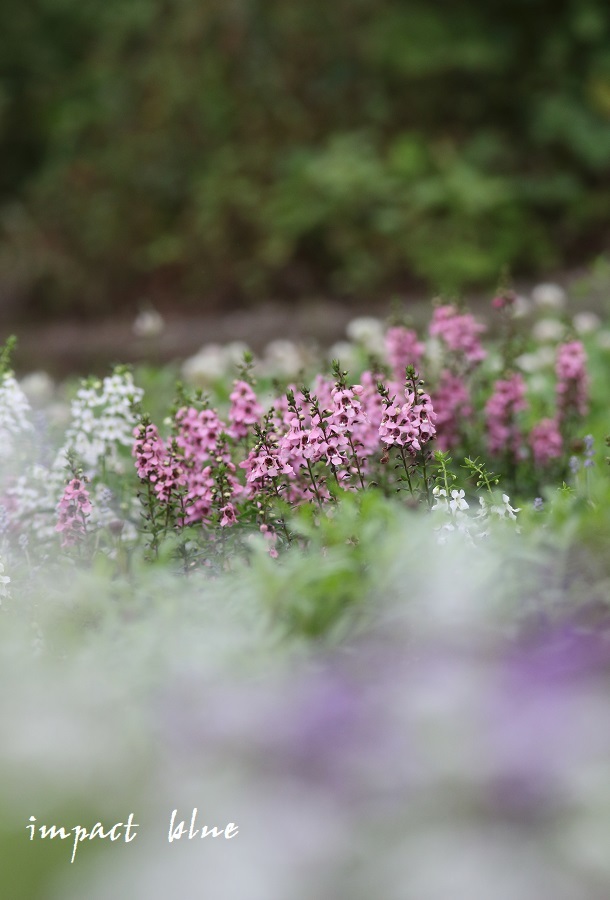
top-left (2, 0), bottom-right (610, 315)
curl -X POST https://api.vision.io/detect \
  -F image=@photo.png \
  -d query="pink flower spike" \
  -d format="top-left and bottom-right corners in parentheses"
top-left (556, 341), bottom-right (588, 421)
top-left (228, 380), bottom-right (263, 440)
top-left (485, 373), bottom-right (527, 459)
top-left (56, 477), bottom-right (93, 548)
top-left (384, 326), bottom-right (425, 380)
top-left (530, 417), bottom-right (563, 467)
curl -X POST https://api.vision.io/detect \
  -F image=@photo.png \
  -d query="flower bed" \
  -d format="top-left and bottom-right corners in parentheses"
top-left (1, 285), bottom-right (610, 899)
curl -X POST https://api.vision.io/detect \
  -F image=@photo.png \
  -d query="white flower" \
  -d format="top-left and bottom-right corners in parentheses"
top-left (224, 340), bottom-right (251, 366)
top-left (327, 341), bottom-right (360, 373)
top-left (531, 283), bottom-right (566, 311)
top-left (515, 346), bottom-right (555, 373)
top-left (532, 318), bottom-right (566, 343)
top-left (180, 340), bottom-right (252, 385)
top-left (501, 493), bottom-right (520, 520)
top-left (182, 345), bottom-right (230, 385)
top-left (572, 312), bottom-right (601, 335)
top-left (514, 352), bottom-right (541, 374)
top-left (345, 316), bottom-right (385, 353)
top-left (19, 371), bottom-right (55, 406)
top-left (449, 489), bottom-right (469, 512)
top-left (431, 486), bottom-right (449, 513)
top-left (484, 493), bottom-right (521, 521)
top-left (510, 294), bottom-right (533, 318)
top-left (55, 368), bottom-right (143, 472)
top-left (0, 372), bottom-right (33, 461)
top-left (262, 340), bottom-right (305, 378)
top-left (0, 559), bottom-right (10, 602)
top-left (133, 308), bottom-right (164, 338)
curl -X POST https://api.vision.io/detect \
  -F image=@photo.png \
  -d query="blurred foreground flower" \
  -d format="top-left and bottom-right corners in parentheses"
top-left (0, 558), bottom-right (10, 601)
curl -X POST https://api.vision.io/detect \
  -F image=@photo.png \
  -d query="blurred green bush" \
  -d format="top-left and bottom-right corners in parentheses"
top-left (2, 0), bottom-right (610, 316)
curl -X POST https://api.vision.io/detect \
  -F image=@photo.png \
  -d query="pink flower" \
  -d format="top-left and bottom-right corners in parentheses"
top-left (279, 412), bottom-right (309, 471)
top-left (56, 478), bottom-right (92, 547)
top-left (175, 407), bottom-right (227, 463)
top-left (305, 412), bottom-right (351, 468)
top-left (228, 381), bottom-right (263, 440)
top-left (182, 466), bottom-right (215, 525)
top-left (530, 418), bottom-right (563, 467)
top-left (240, 441), bottom-right (293, 493)
top-left (356, 370), bottom-right (387, 455)
top-left (133, 421), bottom-right (187, 503)
top-left (556, 341), bottom-right (588, 421)
top-left (384, 327), bottom-right (425, 380)
top-left (219, 503), bottom-right (237, 528)
top-left (152, 453), bottom-right (187, 503)
top-left (491, 291), bottom-right (516, 311)
top-left (329, 384), bottom-right (365, 428)
top-left (379, 390), bottom-right (436, 455)
top-left (430, 304), bottom-right (486, 368)
top-left (132, 423), bottom-right (165, 479)
top-left (485, 373), bottom-right (527, 458)
top-left (431, 370), bottom-right (472, 451)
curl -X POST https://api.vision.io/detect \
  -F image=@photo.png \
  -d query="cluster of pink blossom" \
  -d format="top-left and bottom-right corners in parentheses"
top-left (384, 326), bottom-right (425, 381)
top-left (174, 406), bottom-right (244, 525)
top-left (133, 422), bottom-right (165, 480)
top-left (429, 304), bottom-right (486, 368)
top-left (556, 340), bottom-right (588, 421)
top-left (112, 299), bottom-right (597, 559)
top-left (241, 437), bottom-right (294, 490)
top-left (307, 411), bottom-right (351, 472)
top-left (529, 418), bottom-right (563, 467)
top-left (431, 370), bottom-right (472, 451)
top-left (132, 422), bottom-right (187, 503)
top-left (485, 373), bottom-right (528, 459)
top-left (55, 478), bottom-right (92, 547)
top-left (356, 371), bottom-right (389, 455)
top-left (277, 382), bottom-right (371, 493)
top-left (379, 387), bottom-right (437, 454)
top-left (228, 380), bottom-right (264, 441)
top-left (133, 366), bottom-right (440, 521)
top-left (183, 456), bottom-right (243, 527)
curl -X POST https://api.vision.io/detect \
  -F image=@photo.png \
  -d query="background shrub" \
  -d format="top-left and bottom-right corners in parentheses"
top-left (2, 0), bottom-right (610, 316)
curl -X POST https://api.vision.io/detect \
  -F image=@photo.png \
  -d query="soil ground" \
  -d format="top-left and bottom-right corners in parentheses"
top-left (2, 268), bottom-right (601, 378)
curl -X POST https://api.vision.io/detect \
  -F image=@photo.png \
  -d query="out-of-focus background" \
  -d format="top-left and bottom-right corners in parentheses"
top-left (2, 0), bottom-right (610, 371)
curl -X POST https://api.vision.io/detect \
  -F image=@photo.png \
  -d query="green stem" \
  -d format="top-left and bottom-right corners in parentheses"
top-left (399, 446), bottom-right (414, 496)
top-left (348, 435), bottom-right (366, 490)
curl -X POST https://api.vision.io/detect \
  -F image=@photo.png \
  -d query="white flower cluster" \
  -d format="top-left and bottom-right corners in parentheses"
top-left (0, 556), bottom-right (10, 603)
top-left (431, 486), bottom-right (520, 545)
top-left (0, 373), bottom-right (33, 461)
top-left (132, 309), bottom-right (164, 338)
top-left (478, 493), bottom-right (520, 522)
top-left (431, 487), bottom-right (472, 545)
top-left (5, 464), bottom-right (64, 543)
top-left (345, 316), bottom-right (385, 354)
top-left (56, 369), bottom-right (144, 473)
top-left (181, 341), bottom-right (250, 387)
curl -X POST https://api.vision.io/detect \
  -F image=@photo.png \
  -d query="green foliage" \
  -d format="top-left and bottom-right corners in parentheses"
top-left (2, 1), bottom-right (610, 311)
